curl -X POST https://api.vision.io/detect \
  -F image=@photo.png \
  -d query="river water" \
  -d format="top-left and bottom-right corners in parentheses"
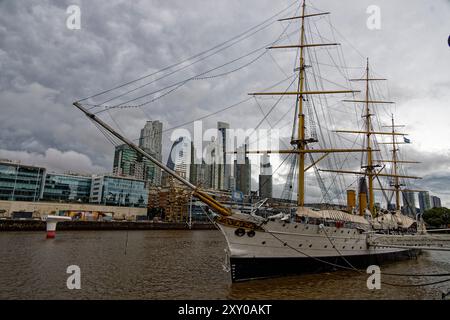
top-left (0, 230), bottom-right (449, 300)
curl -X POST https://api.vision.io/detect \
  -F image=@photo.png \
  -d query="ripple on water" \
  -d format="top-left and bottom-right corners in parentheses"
top-left (0, 231), bottom-right (448, 299)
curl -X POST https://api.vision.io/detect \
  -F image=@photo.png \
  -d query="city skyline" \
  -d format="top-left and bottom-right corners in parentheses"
top-left (0, 0), bottom-right (449, 205)
top-left (0, 115), bottom-right (446, 209)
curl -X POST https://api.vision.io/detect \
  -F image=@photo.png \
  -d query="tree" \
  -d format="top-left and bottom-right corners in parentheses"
top-left (423, 207), bottom-right (450, 228)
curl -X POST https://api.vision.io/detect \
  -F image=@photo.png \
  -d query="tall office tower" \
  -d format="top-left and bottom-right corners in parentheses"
top-left (217, 121), bottom-right (231, 190)
top-left (167, 137), bottom-right (191, 179)
top-left (259, 153), bottom-right (272, 199)
top-left (234, 143), bottom-right (251, 195)
top-left (189, 142), bottom-right (198, 185)
top-left (204, 137), bottom-right (221, 190)
top-left (431, 195), bottom-right (442, 208)
top-left (418, 191), bottom-right (431, 214)
top-left (402, 191), bottom-right (416, 216)
top-left (189, 141), bottom-right (207, 186)
top-left (113, 144), bottom-right (154, 183)
top-left (228, 176), bottom-right (236, 192)
top-left (139, 120), bottom-right (163, 186)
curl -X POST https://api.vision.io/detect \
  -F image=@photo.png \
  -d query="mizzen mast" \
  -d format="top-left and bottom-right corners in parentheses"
top-left (376, 115), bottom-right (421, 211)
top-left (320, 59), bottom-right (421, 216)
top-left (388, 115), bottom-right (403, 210)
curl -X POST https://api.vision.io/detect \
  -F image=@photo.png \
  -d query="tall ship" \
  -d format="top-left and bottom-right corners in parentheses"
top-left (73, 0), bottom-right (449, 282)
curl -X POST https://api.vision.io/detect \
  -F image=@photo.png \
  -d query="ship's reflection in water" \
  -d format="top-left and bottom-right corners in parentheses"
top-left (0, 230), bottom-right (448, 299)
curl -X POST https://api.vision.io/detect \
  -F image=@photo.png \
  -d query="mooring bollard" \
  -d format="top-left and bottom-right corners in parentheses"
top-left (42, 215), bottom-right (72, 239)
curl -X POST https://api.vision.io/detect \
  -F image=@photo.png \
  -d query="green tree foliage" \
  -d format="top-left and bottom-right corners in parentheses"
top-left (423, 207), bottom-right (450, 227)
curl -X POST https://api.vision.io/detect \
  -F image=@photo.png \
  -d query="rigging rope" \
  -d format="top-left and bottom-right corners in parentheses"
top-left (91, 8), bottom-right (302, 112)
top-left (304, 24), bottom-right (348, 204)
top-left (91, 26), bottom-right (302, 114)
top-left (126, 73), bottom-right (297, 144)
top-left (78, 0), bottom-right (299, 103)
top-left (265, 223), bottom-right (450, 288)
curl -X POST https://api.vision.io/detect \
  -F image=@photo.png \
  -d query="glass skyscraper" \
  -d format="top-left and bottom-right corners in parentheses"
top-left (217, 121), bottom-right (231, 190)
top-left (259, 153), bottom-right (272, 199)
top-left (431, 195), bottom-right (442, 208)
top-left (234, 143), bottom-right (251, 195)
top-left (113, 144), bottom-right (156, 184)
top-left (402, 191), bottom-right (416, 216)
top-left (139, 121), bottom-right (163, 186)
top-left (167, 137), bottom-right (191, 179)
top-left (418, 191), bottom-right (431, 214)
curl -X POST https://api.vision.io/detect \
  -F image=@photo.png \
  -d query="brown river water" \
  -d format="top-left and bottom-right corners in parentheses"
top-left (0, 230), bottom-right (449, 300)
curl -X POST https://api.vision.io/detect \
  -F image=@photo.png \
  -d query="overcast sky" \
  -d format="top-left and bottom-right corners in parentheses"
top-left (1, 0), bottom-right (449, 207)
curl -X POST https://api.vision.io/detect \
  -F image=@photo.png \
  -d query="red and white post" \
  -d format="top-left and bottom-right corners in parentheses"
top-left (43, 215), bottom-right (72, 239)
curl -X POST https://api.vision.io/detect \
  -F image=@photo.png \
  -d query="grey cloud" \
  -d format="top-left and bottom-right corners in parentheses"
top-left (0, 0), bottom-right (449, 206)
top-left (0, 147), bottom-right (107, 174)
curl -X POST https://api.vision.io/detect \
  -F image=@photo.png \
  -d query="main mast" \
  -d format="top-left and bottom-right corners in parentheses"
top-left (296, 0), bottom-right (307, 207)
top-left (364, 59), bottom-right (376, 214)
top-left (248, 0), bottom-right (379, 208)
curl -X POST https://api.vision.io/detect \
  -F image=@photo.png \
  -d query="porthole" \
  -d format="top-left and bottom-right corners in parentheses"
top-left (282, 224), bottom-right (286, 227)
top-left (342, 246), bottom-right (345, 249)
top-left (360, 246), bottom-right (362, 249)
top-left (309, 244), bottom-right (312, 248)
top-left (351, 246), bottom-right (354, 249)
top-left (283, 243), bottom-right (287, 247)
top-left (262, 241), bottom-right (266, 245)
top-left (341, 230), bottom-right (344, 233)
top-left (235, 228), bottom-right (245, 237)
top-left (299, 243), bottom-right (303, 247)
top-left (324, 245), bottom-right (328, 248)
top-left (294, 225), bottom-right (298, 228)
top-left (306, 226), bottom-right (309, 230)
top-left (247, 230), bottom-right (255, 238)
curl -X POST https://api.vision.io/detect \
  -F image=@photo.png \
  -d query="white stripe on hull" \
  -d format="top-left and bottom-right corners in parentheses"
top-left (217, 220), bottom-right (410, 259)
